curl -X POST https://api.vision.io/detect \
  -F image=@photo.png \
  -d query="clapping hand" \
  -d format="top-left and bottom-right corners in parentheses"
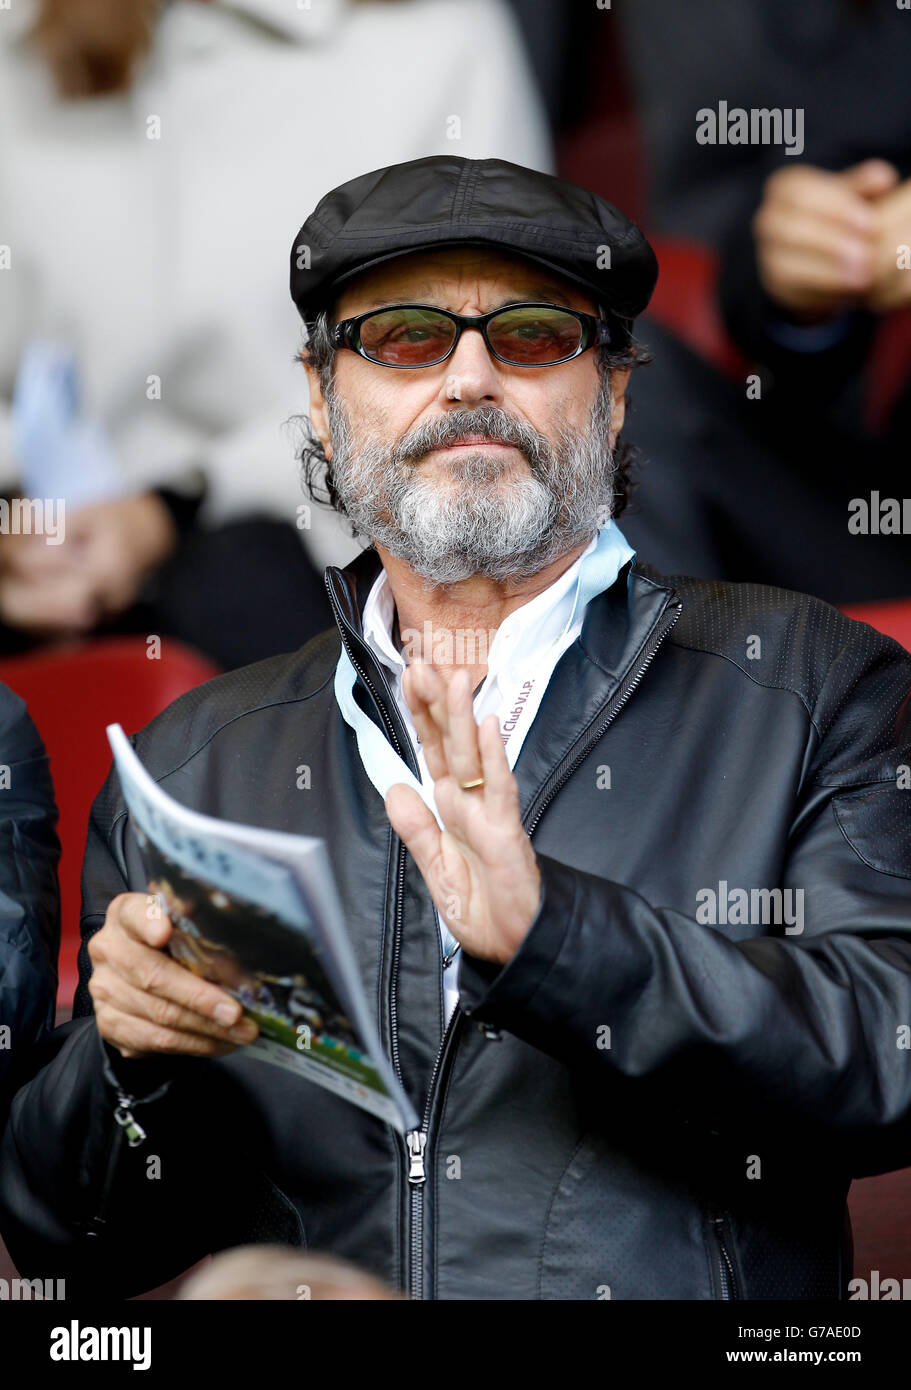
top-left (384, 661), bottom-right (541, 966)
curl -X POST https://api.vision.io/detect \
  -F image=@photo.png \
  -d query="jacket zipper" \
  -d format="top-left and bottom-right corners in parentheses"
top-left (325, 579), bottom-right (414, 766)
top-left (326, 570), bottom-right (682, 1300)
top-left (708, 1209), bottom-right (739, 1300)
top-left (87, 1090), bottom-right (148, 1236)
top-left (326, 575), bottom-right (437, 1298)
top-left (403, 1006), bottom-right (462, 1299)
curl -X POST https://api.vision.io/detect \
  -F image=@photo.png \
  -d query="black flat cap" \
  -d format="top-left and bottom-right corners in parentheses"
top-left (289, 156), bottom-right (658, 334)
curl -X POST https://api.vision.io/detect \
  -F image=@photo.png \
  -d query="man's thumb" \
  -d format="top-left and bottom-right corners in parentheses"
top-left (839, 159), bottom-right (900, 200)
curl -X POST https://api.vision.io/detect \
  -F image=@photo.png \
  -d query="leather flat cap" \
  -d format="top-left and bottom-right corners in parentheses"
top-left (289, 156), bottom-right (658, 333)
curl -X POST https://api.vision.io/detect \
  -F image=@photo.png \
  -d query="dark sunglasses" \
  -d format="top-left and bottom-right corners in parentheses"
top-left (328, 302), bottom-right (613, 368)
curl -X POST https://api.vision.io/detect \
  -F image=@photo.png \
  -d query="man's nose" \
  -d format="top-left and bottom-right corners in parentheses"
top-left (437, 327), bottom-right (504, 406)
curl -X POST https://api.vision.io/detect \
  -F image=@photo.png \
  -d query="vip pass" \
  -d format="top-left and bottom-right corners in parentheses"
top-left (501, 679), bottom-right (535, 745)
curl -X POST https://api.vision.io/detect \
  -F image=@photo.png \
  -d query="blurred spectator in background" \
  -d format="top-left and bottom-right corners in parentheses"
top-left (499, 0), bottom-right (599, 142)
top-left (0, 0), bottom-right (551, 668)
top-left (618, 0), bottom-right (910, 247)
top-left (0, 684), bottom-right (59, 1096)
top-left (598, 0), bottom-right (911, 603)
top-left (178, 1245), bottom-right (401, 1299)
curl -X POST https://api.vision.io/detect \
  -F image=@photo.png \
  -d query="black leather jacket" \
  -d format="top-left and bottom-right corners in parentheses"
top-left (0, 683), bottom-right (59, 1092)
top-left (2, 549), bottom-right (911, 1300)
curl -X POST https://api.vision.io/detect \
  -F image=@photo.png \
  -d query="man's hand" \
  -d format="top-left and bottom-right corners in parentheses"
top-left (88, 892), bottom-right (259, 1059)
top-left (867, 176), bottom-right (911, 312)
top-left (0, 492), bottom-right (177, 636)
top-left (384, 662), bottom-right (541, 966)
top-left (752, 160), bottom-right (898, 320)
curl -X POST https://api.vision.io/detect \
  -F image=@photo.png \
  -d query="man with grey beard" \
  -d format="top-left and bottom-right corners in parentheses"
top-left (312, 344), bottom-right (618, 586)
top-left (4, 158), bottom-right (911, 1305)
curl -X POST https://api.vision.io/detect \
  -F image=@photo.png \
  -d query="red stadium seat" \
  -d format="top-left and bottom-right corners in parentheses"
top-left (849, 1168), bottom-right (911, 1292)
top-left (0, 637), bottom-right (221, 1015)
top-left (841, 598), bottom-right (911, 652)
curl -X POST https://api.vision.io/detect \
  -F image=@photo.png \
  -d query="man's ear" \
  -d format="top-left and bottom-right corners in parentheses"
top-left (300, 352), bottom-right (334, 461)
top-left (608, 367), bottom-right (632, 448)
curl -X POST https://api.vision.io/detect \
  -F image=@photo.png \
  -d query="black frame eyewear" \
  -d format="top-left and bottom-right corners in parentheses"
top-left (328, 302), bottom-right (614, 368)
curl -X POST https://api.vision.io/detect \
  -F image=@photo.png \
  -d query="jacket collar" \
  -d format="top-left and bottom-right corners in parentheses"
top-left (517, 559), bottom-right (679, 826)
top-left (324, 546), bottom-right (681, 820)
top-left (332, 543), bottom-right (387, 628)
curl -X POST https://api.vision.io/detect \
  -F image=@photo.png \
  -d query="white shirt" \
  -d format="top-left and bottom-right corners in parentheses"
top-left (0, 0), bottom-right (552, 569)
top-left (361, 535), bottom-right (602, 1024)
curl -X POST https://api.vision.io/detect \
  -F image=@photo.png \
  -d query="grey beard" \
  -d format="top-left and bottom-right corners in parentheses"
top-left (324, 379), bottom-right (618, 585)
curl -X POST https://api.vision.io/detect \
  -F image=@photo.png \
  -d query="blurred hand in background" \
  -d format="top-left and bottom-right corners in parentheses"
top-left (0, 493), bottom-right (177, 637)
top-left (752, 158), bottom-right (902, 321)
top-left (1, 340), bottom-right (176, 637)
top-left (867, 176), bottom-right (911, 313)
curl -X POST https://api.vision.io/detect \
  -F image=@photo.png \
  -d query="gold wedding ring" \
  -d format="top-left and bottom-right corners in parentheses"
top-left (459, 776), bottom-right (486, 792)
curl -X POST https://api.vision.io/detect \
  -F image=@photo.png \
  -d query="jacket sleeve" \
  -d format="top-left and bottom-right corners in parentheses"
top-left (0, 754), bottom-right (273, 1296)
top-left (458, 628), bottom-right (911, 1177)
top-left (0, 686), bottom-right (59, 1091)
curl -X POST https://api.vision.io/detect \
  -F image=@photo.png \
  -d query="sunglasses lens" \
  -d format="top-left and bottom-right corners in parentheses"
top-left (358, 308), bottom-right (456, 365)
top-left (487, 306), bottom-right (583, 363)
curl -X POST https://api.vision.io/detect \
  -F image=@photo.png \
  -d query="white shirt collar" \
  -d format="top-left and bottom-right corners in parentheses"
top-left (361, 532), bottom-right (599, 686)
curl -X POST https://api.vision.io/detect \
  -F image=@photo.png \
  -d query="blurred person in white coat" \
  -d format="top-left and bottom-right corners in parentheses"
top-left (0, 0), bottom-right (551, 667)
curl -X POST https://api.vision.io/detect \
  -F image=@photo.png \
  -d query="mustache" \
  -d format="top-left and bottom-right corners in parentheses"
top-left (391, 406), bottom-right (556, 471)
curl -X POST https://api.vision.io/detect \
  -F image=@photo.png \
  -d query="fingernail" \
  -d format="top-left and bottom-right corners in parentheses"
top-left (214, 1002), bottom-right (239, 1026)
top-left (230, 1020), bottom-right (257, 1041)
